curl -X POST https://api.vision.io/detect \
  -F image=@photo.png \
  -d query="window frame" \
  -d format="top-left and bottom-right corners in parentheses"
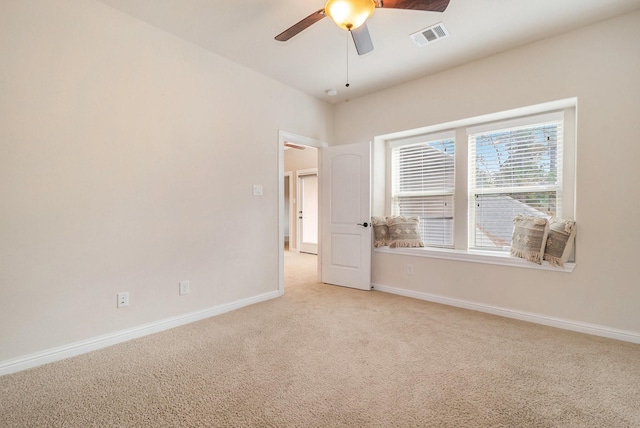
top-left (468, 111), bottom-right (566, 251)
top-left (389, 130), bottom-right (456, 248)
top-left (377, 99), bottom-right (577, 271)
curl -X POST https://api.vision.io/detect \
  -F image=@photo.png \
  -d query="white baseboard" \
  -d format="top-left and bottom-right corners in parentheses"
top-left (372, 283), bottom-right (640, 345)
top-left (0, 290), bottom-right (280, 377)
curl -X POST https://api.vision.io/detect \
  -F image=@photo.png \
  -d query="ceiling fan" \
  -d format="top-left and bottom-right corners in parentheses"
top-left (275, 0), bottom-right (450, 55)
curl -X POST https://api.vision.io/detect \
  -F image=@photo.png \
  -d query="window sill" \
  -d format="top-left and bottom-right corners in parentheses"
top-left (374, 246), bottom-right (576, 272)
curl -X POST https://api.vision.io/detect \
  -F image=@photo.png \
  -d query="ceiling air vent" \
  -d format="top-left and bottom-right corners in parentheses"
top-left (410, 22), bottom-right (449, 48)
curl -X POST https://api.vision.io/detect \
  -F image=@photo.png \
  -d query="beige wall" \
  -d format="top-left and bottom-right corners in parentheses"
top-left (333, 10), bottom-right (640, 334)
top-left (0, 0), bottom-right (332, 363)
top-left (284, 147), bottom-right (318, 250)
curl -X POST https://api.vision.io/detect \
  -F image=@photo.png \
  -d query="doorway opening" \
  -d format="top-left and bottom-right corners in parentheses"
top-left (278, 131), bottom-right (326, 294)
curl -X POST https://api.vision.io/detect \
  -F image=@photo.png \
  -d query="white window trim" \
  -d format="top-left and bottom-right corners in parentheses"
top-left (388, 130), bottom-right (456, 149)
top-left (375, 98), bottom-right (577, 271)
top-left (375, 246), bottom-right (576, 272)
top-left (466, 111), bottom-right (564, 135)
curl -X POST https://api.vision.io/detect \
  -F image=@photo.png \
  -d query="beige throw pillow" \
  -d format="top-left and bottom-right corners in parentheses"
top-left (544, 218), bottom-right (576, 267)
top-left (371, 216), bottom-right (390, 248)
top-left (387, 216), bottom-right (424, 248)
top-left (510, 215), bottom-right (549, 264)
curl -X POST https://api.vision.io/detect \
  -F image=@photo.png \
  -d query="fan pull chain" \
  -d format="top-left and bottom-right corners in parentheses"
top-left (345, 31), bottom-right (350, 88)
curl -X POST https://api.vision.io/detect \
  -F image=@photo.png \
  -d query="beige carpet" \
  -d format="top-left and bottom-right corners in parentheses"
top-left (1, 251), bottom-right (640, 427)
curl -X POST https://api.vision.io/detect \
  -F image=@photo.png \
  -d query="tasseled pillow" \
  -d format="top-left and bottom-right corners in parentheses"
top-left (544, 218), bottom-right (576, 267)
top-left (510, 215), bottom-right (549, 264)
top-left (371, 216), bottom-right (390, 247)
top-left (387, 216), bottom-right (424, 248)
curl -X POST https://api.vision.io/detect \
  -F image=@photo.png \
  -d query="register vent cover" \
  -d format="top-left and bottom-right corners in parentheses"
top-left (410, 22), bottom-right (449, 47)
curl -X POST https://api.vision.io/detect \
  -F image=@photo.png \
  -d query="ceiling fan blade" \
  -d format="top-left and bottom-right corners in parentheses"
top-left (351, 23), bottom-right (374, 56)
top-left (376, 0), bottom-right (450, 12)
top-left (275, 9), bottom-right (326, 42)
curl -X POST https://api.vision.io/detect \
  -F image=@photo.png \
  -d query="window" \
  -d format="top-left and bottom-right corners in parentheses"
top-left (468, 112), bottom-right (564, 250)
top-left (383, 103), bottom-right (575, 259)
top-left (390, 133), bottom-right (455, 247)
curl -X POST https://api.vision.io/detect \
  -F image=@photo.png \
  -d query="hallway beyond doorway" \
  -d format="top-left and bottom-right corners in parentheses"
top-left (284, 250), bottom-right (317, 289)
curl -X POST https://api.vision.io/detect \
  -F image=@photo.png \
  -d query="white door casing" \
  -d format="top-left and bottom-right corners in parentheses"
top-left (321, 142), bottom-right (372, 290)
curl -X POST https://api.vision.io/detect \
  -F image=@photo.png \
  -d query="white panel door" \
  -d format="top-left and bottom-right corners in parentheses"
top-left (321, 142), bottom-right (371, 290)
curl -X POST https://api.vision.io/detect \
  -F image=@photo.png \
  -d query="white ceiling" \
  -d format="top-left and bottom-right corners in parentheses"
top-left (97, 0), bottom-right (640, 104)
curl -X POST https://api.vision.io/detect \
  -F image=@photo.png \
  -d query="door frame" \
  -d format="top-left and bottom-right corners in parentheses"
top-left (296, 168), bottom-right (318, 254)
top-left (278, 130), bottom-right (328, 295)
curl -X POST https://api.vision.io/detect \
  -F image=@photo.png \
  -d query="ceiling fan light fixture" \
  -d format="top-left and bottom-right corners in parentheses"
top-left (324, 0), bottom-right (375, 31)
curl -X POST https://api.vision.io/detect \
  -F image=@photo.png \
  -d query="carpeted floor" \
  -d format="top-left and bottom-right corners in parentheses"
top-left (1, 251), bottom-right (640, 427)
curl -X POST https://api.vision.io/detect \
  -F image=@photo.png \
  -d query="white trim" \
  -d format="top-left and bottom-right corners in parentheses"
top-left (296, 168), bottom-right (318, 177)
top-left (388, 129), bottom-right (456, 148)
top-left (375, 246), bottom-right (576, 272)
top-left (466, 110), bottom-right (564, 135)
top-left (372, 283), bottom-right (640, 344)
top-left (0, 290), bottom-right (280, 376)
top-left (279, 131), bottom-right (328, 150)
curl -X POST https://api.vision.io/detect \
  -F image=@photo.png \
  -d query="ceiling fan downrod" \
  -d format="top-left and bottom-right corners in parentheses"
top-left (346, 31), bottom-right (350, 88)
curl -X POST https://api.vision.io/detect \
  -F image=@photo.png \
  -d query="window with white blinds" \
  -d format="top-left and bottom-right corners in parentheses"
top-left (391, 134), bottom-right (455, 247)
top-left (468, 112), bottom-right (564, 250)
top-left (383, 103), bottom-right (574, 263)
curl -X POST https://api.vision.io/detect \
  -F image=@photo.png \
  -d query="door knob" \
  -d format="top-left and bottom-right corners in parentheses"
top-left (357, 222), bottom-right (369, 228)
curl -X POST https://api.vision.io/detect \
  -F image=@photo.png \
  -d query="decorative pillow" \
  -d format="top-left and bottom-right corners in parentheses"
top-left (371, 216), bottom-right (390, 248)
top-left (510, 215), bottom-right (549, 264)
top-left (387, 216), bottom-right (424, 248)
top-left (544, 218), bottom-right (576, 267)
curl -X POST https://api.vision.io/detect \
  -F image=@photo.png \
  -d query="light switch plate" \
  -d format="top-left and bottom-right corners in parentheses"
top-left (252, 184), bottom-right (263, 196)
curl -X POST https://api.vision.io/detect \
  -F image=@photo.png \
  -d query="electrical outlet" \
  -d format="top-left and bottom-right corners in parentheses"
top-left (406, 264), bottom-right (414, 276)
top-left (117, 292), bottom-right (129, 308)
top-left (179, 280), bottom-right (190, 296)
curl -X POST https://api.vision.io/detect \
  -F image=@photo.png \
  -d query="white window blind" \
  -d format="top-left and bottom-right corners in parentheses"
top-left (468, 113), bottom-right (563, 250)
top-left (391, 136), bottom-right (455, 247)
